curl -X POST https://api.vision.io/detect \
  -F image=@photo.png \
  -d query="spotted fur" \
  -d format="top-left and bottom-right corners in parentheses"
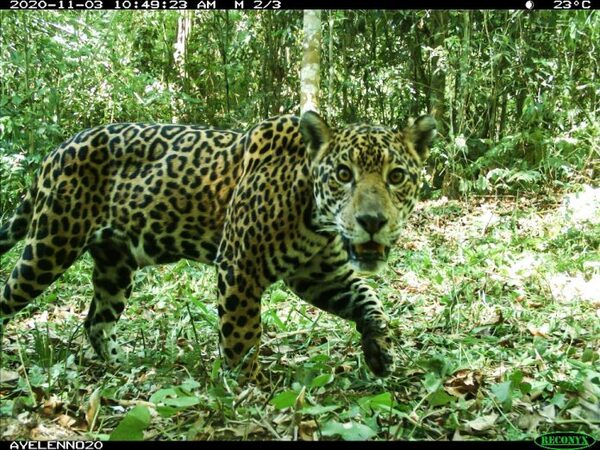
top-left (0, 112), bottom-right (435, 381)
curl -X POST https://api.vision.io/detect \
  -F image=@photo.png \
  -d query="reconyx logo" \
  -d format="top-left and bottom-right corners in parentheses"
top-left (535, 432), bottom-right (596, 450)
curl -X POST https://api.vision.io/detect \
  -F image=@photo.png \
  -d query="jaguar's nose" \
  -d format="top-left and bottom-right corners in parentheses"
top-left (356, 214), bottom-right (388, 234)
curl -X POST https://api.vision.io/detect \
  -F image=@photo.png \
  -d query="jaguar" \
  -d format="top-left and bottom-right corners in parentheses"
top-left (0, 111), bottom-right (435, 382)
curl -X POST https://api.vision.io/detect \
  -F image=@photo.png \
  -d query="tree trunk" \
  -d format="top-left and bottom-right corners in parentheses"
top-left (341, 16), bottom-right (350, 121)
top-left (173, 10), bottom-right (192, 121)
top-left (327, 11), bottom-right (334, 118)
top-left (223, 12), bottom-right (231, 117)
top-left (214, 12), bottom-right (231, 118)
top-left (429, 11), bottom-right (448, 137)
top-left (498, 92), bottom-right (508, 139)
top-left (454, 11), bottom-right (471, 137)
top-left (409, 28), bottom-right (425, 118)
top-left (300, 10), bottom-right (321, 114)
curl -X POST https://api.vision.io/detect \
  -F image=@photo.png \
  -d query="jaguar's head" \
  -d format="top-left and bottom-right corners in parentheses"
top-left (301, 111), bottom-right (436, 273)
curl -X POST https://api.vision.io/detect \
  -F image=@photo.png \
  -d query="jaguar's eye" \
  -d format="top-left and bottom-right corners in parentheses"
top-left (388, 168), bottom-right (406, 185)
top-left (336, 164), bottom-right (353, 183)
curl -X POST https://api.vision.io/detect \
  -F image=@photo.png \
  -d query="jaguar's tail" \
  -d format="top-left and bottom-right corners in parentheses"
top-left (0, 190), bottom-right (34, 257)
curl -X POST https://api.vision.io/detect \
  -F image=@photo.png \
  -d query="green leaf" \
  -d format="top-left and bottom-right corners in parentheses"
top-left (267, 310), bottom-right (286, 330)
top-left (427, 388), bottom-right (455, 406)
top-left (211, 359), bottom-right (222, 381)
top-left (358, 392), bottom-right (393, 411)
top-left (491, 381), bottom-right (512, 403)
top-left (321, 421), bottom-right (377, 441)
top-left (422, 372), bottom-right (441, 393)
top-left (309, 354), bottom-right (331, 363)
top-left (510, 370), bottom-right (523, 386)
top-left (100, 387), bottom-right (119, 401)
top-left (491, 381), bottom-right (513, 409)
top-left (550, 393), bottom-right (567, 408)
top-left (181, 378), bottom-right (201, 392)
top-left (271, 390), bottom-right (298, 410)
top-left (155, 405), bottom-right (180, 418)
top-left (300, 404), bottom-right (341, 416)
top-left (109, 405), bottom-right (151, 441)
top-left (149, 388), bottom-right (177, 404)
top-left (0, 399), bottom-right (13, 416)
top-left (310, 373), bottom-right (334, 388)
top-left (271, 289), bottom-right (288, 303)
top-left (208, 386), bottom-right (229, 399)
top-left (582, 348), bottom-right (597, 363)
top-left (519, 382), bottom-right (532, 395)
top-left (149, 387), bottom-right (199, 409)
top-left (163, 395), bottom-right (200, 408)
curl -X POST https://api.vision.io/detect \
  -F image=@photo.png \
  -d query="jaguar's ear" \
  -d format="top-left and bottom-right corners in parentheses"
top-left (405, 115), bottom-right (437, 160)
top-left (300, 111), bottom-right (331, 157)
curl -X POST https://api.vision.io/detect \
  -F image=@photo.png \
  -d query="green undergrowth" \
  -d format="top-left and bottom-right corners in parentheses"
top-left (1, 189), bottom-right (599, 441)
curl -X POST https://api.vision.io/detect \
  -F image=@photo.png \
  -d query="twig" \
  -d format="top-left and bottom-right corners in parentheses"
top-left (185, 301), bottom-right (207, 377)
top-left (16, 338), bottom-right (37, 409)
top-left (262, 328), bottom-right (313, 345)
top-left (555, 419), bottom-right (600, 425)
top-left (490, 397), bottom-right (521, 434)
top-left (116, 399), bottom-right (156, 409)
top-left (252, 416), bottom-right (282, 440)
top-left (565, 411), bottom-right (598, 428)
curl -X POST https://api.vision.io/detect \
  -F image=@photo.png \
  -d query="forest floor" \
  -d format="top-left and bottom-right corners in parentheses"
top-left (1, 187), bottom-right (599, 441)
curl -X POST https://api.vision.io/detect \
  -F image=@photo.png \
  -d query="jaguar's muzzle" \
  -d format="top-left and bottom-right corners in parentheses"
top-left (343, 237), bottom-right (391, 273)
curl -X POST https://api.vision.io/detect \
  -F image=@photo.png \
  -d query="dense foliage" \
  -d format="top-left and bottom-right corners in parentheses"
top-left (1, 11), bottom-right (598, 215)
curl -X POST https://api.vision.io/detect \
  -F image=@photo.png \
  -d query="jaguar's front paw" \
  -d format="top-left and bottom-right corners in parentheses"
top-left (361, 330), bottom-right (394, 377)
top-left (87, 330), bottom-right (124, 366)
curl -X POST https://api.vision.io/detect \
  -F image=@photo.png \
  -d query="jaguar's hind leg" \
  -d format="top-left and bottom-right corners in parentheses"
top-left (1, 238), bottom-right (82, 334)
top-left (85, 237), bottom-right (137, 362)
top-left (0, 195), bottom-right (32, 256)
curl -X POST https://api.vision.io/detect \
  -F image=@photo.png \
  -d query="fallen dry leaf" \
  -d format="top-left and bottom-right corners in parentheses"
top-left (273, 412), bottom-right (292, 426)
top-left (137, 369), bottom-right (157, 383)
top-left (334, 364), bottom-right (353, 374)
top-left (1, 417), bottom-right (31, 440)
top-left (234, 387), bottom-right (255, 406)
top-left (0, 369), bottom-right (19, 384)
top-left (527, 323), bottom-right (550, 338)
top-left (56, 414), bottom-right (77, 429)
top-left (489, 365), bottom-right (510, 380)
top-left (30, 422), bottom-right (78, 440)
top-left (539, 404), bottom-right (556, 420)
top-left (527, 302), bottom-right (545, 309)
top-left (16, 412), bottom-right (36, 428)
top-left (444, 369), bottom-right (483, 398)
top-left (298, 420), bottom-right (317, 441)
top-left (41, 396), bottom-right (63, 417)
top-left (478, 308), bottom-right (503, 326)
top-left (464, 413), bottom-right (499, 432)
top-left (294, 386), bottom-right (306, 410)
top-left (452, 429), bottom-right (467, 441)
top-left (230, 423), bottom-right (265, 438)
top-left (85, 388), bottom-right (102, 429)
top-left (517, 413), bottom-right (542, 432)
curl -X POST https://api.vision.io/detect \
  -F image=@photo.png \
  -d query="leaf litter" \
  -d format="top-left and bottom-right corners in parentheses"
top-left (1, 191), bottom-right (599, 440)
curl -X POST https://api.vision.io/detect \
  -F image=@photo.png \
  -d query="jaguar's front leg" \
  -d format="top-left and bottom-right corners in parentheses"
top-left (356, 303), bottom-right (394, 378)
top-left (216, 264), bottom-right (267, 384)
top-left (287, 269), bottom-right (394, 377)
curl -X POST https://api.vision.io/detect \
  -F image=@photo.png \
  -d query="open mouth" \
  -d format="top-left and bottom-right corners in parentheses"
top-left (343, 237), bottom-right (390, 271)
